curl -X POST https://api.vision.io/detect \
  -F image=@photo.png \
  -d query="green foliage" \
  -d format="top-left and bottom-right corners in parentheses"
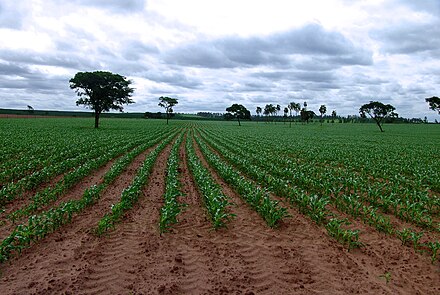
top-left (70, 71), bottom-right (134, 128)
top-left (186, 134), bottom-right (234, 229)
top-left (226, 104), bottom-right (251, 126)
top-left (325, 218), bottom-right (364, 251)
top-left (0, 121), bottom-right (176, 263)
top-left (95, 133), bottom-right (176, 235)
top-left (425, 96), bottom-right (440, 114)
top-left (359, 101), bottom-right (397, 132)
top-left (425, 241), bottom-right (440, 264)
top-left (300, 109), bottom-right (315, 123)
top-left (159, 132), bottom-right (186, 233)
top-left (379, 272), bottom-right (392, 284)
top-left (195, 134), bottom-right (289, 228)
top-left (158, 96), bottom-right (178, 124)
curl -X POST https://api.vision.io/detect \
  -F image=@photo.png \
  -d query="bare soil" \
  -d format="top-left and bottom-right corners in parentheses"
top-left (0, 137), bottom-right (439, 294)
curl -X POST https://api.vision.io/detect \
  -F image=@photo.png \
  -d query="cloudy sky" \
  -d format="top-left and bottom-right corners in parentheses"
top-left (1, 0), bottom-right (440, 119)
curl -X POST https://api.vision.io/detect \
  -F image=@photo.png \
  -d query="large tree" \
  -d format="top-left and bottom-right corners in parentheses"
top-left (70, 71), bottom-right (134, 128)
top-left (158, 96), bottom-right (178, 125)
top-left (359, 101), bottom-right (397, 132)
top-left (425, 96), bottom-right (440, 115)
top-left (226, 104), bottom-right (250, 126)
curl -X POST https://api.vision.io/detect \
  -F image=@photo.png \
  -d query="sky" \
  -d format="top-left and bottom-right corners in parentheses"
top-left (0, 0), bottom-right (440, 119)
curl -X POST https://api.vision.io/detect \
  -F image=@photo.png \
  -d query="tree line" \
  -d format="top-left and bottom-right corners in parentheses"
top-left (69, 70), bottom-right (440, 131)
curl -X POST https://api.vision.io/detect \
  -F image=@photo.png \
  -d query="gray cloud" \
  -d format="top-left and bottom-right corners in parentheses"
top-left (164, 23), bottom-right (372, 69)
top-left (0, 49), bottom-right (99, 70)
top-left (253, 70), bottom-right (336, 84)
top-left (142, 71), bottom-right (202, 89)
top-left (71, 0), bottom-right (146, 12)
top-left (0, 62), bottom-right (32, 77)
top-left (372, 22), bottom-right (440, 57)
top-left (122, 40), bottom-right (159, 61)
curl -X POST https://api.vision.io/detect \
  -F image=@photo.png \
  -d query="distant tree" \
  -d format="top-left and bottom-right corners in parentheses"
top-left (331, 110), bottom-right (337, 123)
top-left (319, 104), bottom-right (327, 126)
top-left (264, 104), bottom-right (276, 123)
top-left (287, 102), bottom-right (295, 127)
top-left (158, 96), bottom-right (178, 125)
top-left (226, 104), bottom-right (250, 126)
top-left (27, 105), bottom-right (34, 114)
top-left (283, 107), bottom-right (288, 124)
top-left (263, 106), bottom-right (270, 122)
top-left (359, 101), bottom-right (397, 132)
top-left (70, 71), bottom-right (134, 128)
top-left (288, 102), bottom-right (301, 125)
top-left (300, 108), bottom-right (315, 123)
top-left (256, 106), bottom-right (262, 123)
top-left (425, 96), bottom-right (440, 115)
top-left (274, 104), bottom-right (281, 124)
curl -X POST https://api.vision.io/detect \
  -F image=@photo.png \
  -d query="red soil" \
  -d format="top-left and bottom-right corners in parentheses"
top-left (0, 138), bottom-right (439, 294)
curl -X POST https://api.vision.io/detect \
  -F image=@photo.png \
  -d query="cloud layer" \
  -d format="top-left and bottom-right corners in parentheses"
top-left (0, 0), bottom-right (439, 120)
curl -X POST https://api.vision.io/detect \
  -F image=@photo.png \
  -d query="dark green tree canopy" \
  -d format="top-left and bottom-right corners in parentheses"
top-left (359, 101), bottom-right (397, 132)
top-left (256, 106), bottom-right (262, 115)
top-left (425, 96), bottom-right (440, 114)
top-left (300, 109), bottom-right (315, 123)
top-left (70, 71), bottom-right (134, 128)
top-left (264, 104), bottom-right (276, 117)
top-left (226, 104), bottom-right (250, 126)
top-left (158, 96), bottom-right (178, 124)
top-left (319, 105), bottom-right (327, 116)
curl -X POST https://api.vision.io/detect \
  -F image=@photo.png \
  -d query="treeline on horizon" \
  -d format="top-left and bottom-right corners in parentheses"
top-left (0, 108), bottom-right (436, 124)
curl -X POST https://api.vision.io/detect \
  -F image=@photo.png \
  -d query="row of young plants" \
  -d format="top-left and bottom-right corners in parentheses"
top-left (159, 132), bottom-right (186, 233)
top-left (185, 133), bottom-right (234, 229)
top-left (202, 128), bottom-right (439, 230)
top-left (208, 126), bottom-right (440, 220)
top-left (0, 133), bottom-right (143, 208)
top-left (199, 130), bottom-right (400, 233)
top-left (0, 131), bottom-right (176, 263)
top-left (7, 129), bottom-right (170, 222)
top-left (197, 130), bottom-right (363, 250)
top-left (200, 127), bottom-right (439, 261)
top-left (194, 133), bottom-right (289, 228)
top-left (95, 132), bottom-right (177, 235)
top-left (0, 132), bottom-right (129, 185)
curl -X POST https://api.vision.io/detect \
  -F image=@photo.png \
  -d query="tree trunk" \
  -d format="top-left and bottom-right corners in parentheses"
top-left (377, 121), bottom-right (384, 132)
top-left (94, 111), bottom-right (100, 128)
top-left (238, 117), bottom-right (241, 126)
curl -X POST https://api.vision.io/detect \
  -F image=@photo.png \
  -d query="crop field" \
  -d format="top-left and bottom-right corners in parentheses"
top-left (0, 117), bottom-right (439, 294)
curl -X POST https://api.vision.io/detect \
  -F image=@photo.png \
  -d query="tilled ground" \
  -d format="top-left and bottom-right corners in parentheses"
top-left (0, 139), bottom-right (439, 295)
